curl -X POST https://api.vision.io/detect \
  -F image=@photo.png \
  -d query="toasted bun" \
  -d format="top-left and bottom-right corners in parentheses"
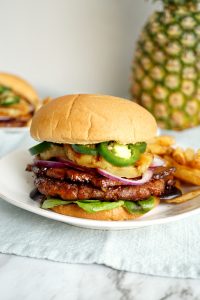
top-left (51, 198), bottom-right (160, 221)
top-left (0, 72), bottom-right (39, 108)
top-left (31, 94), bottom-right (157, 144)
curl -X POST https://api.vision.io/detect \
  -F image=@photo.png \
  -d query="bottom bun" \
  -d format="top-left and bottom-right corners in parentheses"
top-left (51, 198), bottom-right (160, 221)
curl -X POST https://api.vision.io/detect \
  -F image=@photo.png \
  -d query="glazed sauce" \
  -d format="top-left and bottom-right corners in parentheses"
top-left (160, 186), bottom-right (182, 200)
top-left (30, 188), bottom-right (45, 202)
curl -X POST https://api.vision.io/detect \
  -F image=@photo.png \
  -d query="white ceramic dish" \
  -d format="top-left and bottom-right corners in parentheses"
top-left (0, 127), bottom-right (29, 133)
top-left (0, 150), bottom-right (200, 230)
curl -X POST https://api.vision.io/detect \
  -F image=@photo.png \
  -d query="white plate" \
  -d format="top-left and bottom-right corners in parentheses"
top-left (0, 150), bottom-right (200, 230)
top-left (0, 127), bottom-right (29, 133)
top-left (0, 128), bottom-right (29, 157)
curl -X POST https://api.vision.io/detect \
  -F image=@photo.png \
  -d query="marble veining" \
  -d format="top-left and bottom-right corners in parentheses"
top-left (108, 271), bottom-right (132, 300)
top-left (0, 254), bottom-right (200, 300)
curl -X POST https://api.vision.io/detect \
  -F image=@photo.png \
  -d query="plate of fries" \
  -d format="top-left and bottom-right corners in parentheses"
top-left (148, 135), bottom-right (200, 205)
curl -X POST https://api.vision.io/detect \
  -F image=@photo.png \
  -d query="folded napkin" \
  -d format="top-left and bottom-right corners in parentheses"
top-left (0, 127), bottom-right (200, 279)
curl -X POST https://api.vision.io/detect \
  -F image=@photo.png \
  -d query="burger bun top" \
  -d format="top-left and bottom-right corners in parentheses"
top-left (0, 72), bottom-right (39, 108)
top-left (31, 94), bottom-right (157, 144)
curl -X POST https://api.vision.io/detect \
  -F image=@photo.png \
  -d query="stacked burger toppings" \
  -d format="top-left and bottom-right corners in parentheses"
top-left (0, 73), bottom-right (39, 127)
top-left (27, 94), bottom-right (180, 221)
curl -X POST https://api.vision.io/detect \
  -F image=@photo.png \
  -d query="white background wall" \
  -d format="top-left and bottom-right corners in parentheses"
top-left (1, 0), bottom-right (159, 99)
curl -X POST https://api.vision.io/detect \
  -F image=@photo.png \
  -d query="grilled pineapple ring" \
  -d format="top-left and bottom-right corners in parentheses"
top-left (40, 144), bottom-right (153, 178)
top-left (0, 98), bottom-right (33, 118)
top-left (66, 145), bottom-right (153, 178)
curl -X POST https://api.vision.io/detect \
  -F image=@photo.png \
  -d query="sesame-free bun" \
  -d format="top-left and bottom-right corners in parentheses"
top-left (0, 72), bottom-right (39, 108)
top-left (51, 197), bottom-right (160, 221)
top-left (31, 94), bottom-right (157, 144)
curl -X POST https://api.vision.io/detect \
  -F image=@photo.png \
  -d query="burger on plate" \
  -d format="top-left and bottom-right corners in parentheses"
top-left (27, 94), bottom-right (180, 221)
top-left (0, 72), bottom-right (39, 127)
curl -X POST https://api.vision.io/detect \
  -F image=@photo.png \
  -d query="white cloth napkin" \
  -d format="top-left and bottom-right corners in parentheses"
top-left (0, 127), bottom-right (200, 278)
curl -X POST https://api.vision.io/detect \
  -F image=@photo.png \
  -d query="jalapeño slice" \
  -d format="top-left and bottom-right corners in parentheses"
top-left (0, 85), bottom-right (11, 94)
top-left (72, 144), bottom-right (98, 156)
top-left (29, 142), bottom-right (52, 156)
top-left (134, 142), bottom-right (147, 154)
top-left (0, 96), bottom-right (20, 106)
top-left (97, 142), bottom-right (141, 167)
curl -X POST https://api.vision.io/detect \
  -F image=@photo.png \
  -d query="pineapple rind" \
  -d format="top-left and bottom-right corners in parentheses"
top-left (132, 8), bottom-right (200, 130)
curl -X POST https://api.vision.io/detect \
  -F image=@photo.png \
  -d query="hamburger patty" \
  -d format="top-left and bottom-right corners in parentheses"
top-left (30, 165), bottom-right (126, 188)
top-left (34, 176), bottom-right (174, 201)
top-left (28, 165), bottom-right (175, 189)
top-left (0, 120), bottom-right (28, 127)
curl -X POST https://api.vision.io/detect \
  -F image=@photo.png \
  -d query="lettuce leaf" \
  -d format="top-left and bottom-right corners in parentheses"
top-left (41, 198), bottom-right (124, 213)
top-left (123, 201), bottom-right (144, 215)
top-left (76, 200), bottom-right (124, 213)
top-left (41, 199), bottom-right (73, 209)
top-left (41, 197), bottom-right (156, 214)
top-left (138, 196), bottom-right (155, 212)
top-left (124, 196), bottom-right (156, 215)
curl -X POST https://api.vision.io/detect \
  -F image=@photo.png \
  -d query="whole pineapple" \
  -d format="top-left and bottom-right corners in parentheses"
top-left (131, 0), bottom-right (200, 130)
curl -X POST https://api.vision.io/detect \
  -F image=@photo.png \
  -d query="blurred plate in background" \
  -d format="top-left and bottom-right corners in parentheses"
top-left (0, 128), bottom-right (29, 157)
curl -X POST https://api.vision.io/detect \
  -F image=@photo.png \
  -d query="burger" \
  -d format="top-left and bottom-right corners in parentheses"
top-left (27, 94), bottom-right (180, 221)
top-left (0, 72), bottom-right (39, 127)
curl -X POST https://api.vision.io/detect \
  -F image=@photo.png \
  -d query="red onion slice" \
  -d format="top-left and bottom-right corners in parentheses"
top-left (34, 159), bottom-right (71, 169)
top-left (0, 116), bottom-right (13, 121)
top-left (34, 158), bottom-right (153, 186)
top-left (56, 157), bottom-right (89, 171)
top-left (97, 168), bottom-right (153, 185)
top-left (150, 156), bottom-right (165, 168)
top-left (34, 158), bottom-right (91, 171)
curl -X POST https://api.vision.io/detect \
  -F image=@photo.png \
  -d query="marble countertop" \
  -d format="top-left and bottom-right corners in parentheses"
top-left (1, 253), bottom-right (200, 300)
